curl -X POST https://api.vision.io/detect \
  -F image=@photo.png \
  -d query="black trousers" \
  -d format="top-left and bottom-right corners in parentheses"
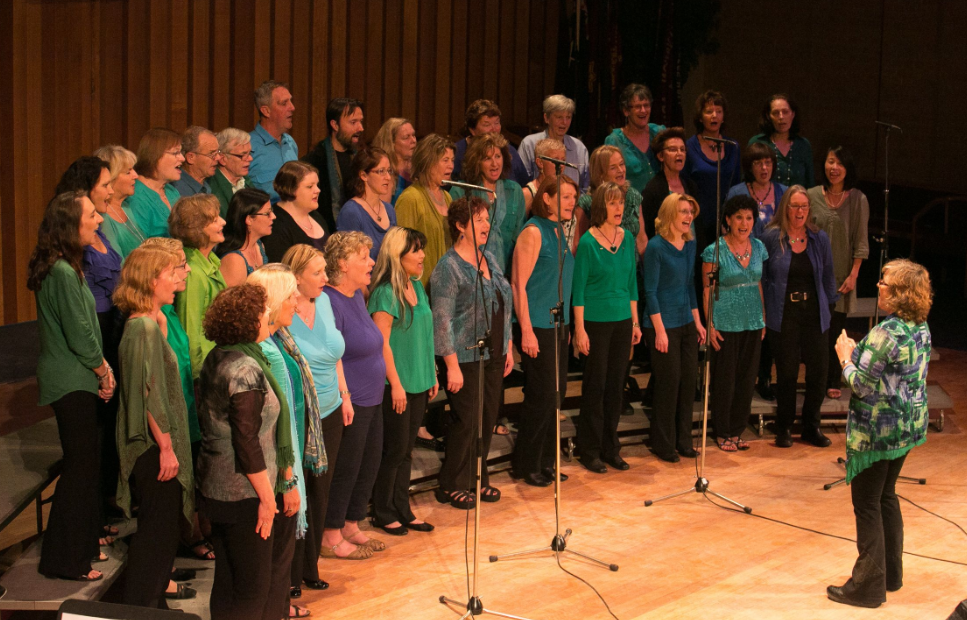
top-left (372, 388), bottom-right (428, 525)
top-left (847, 454), bottom-right (907, 603)
top-left (710, 329), bottom-right (761, 439)
top-left (514, 326), bottom-right (567, 475)
top-left (123, 446), bottom-right (183, 608)
top-left (96, 309), bottom-right (122, 516)
top-left (578, 319), bottom-right (633, 462)
top-left (439, 355), bottom-right (503, 491)
top-left (291, 406), bottom-right (343, 587)
top-left (209, 494), bottom-right (296, 620)
top-left (827, 309), bottom-right (848, 389)
top-left (39, 390), bottom-right (101, 579)
top-left (644, 323), bottom-right (698, 457)
top-left (771, 296), bottom-right (828, 434)
top-left (324, 403), bottom-right (382, 529)
top-left (758, 331), bottom-right (775, 386)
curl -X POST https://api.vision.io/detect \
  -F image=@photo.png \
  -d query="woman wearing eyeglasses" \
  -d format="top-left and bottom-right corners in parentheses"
top-left (127, 128), bottom-right (185, 239)
top-left (210, 128), bottom-right (255, 218)
top-left (217, 188), bottom-right (275, 287)
top-left (640, 128), bottom-right (699, 243)
top-left (761, 186), bottom-right (838, 449)
top-left (336, 147), bottom-right (398, 261)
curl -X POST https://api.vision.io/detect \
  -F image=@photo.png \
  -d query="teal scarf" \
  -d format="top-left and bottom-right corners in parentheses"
top-left (273, 328), bottom-right (328, 474)
top-left (222, 341), bottom-right (295, 493)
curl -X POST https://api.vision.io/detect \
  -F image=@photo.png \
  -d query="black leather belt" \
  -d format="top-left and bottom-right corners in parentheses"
top-left (788, 291), bottom-right (810, 302)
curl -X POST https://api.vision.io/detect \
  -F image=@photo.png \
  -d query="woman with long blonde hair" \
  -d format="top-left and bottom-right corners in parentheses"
top-left (372, 118), bottom-right (418, 204)
top-left (368, 227), bottom-right (438, 534)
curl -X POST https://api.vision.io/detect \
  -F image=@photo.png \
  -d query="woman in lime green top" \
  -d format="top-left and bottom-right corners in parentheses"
top-left (170, 194), bottom-right (227, 380)
top-left (395, 134), bottom-right (455, 288)
top-left (127, 128), bottom-right (185, 239)
top-left (113, 245), bottom-right (195, 607)
top-left (28, 191), bottom-right (116, 582)
top-left (572, 183), bottom-right (641, 474)
top-left (368, 227), bottom-right (439, 534)
top-left (95, 144), bottom-right (146, 258)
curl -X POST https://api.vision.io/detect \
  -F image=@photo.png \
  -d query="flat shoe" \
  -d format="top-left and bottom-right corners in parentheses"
top-left (480, 486), bottom-right (501, 502)
top-left (678, 447), bottom-right (699, 458)
top-left (826, 584), bottom-right (881, 608)
top-left (802, 429), bottom-right (832, 448)
top-left (165, 583), bottom-right (197, 600)
top-left (303, 579), bottom-right (330, 590)
top-left (515, 472), bottom-right (552, 487)
top-left (405, 521), bottom-right (435, 532)
top-left (579, 457), bottom-right (607, 474)
top-left (654, 451), bottom-right (680, 463)
top-left (319, 540), bottom-right (373, 560)
top-left (171, 568), bottom-right (196, 581)
top-left (775, 429), bottom-right (793, 448)
top-left (290, 586), bottom-right (302, 599)
top-left (373, 522), bottom-right (408, 536)
top-left (604, 455), bottom-right (630, 471)
top-left (434, 488), bottom-right (475, 510)
top-left (541, 468), bottom-right (568, 482)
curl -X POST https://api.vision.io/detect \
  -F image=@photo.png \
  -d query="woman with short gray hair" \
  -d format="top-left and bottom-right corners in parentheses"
top-left (519, 94), bottom-right (590, 192)
top-left (211, 128), bottom-right (254, 217)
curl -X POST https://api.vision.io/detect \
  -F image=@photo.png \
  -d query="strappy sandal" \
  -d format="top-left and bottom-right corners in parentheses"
top-left (182, 538), bottom-right (215, 561)
top-left (716, 437), bottom-right (738, 452)
top-left (344, 531), bottom-right (386, 552)
top-left (164, 583), bottom-right (197, 600)
top-left (493, 424), bottom-right (511, 436)
top-left (480, 486), bottom-right (501, 503)
top-left (319, 539), bottom-right (373, 560)
top-left (288, 605), bottom-right (311, 618)
top-left (103, 525), bottom-right (120, 537)
top-left (434, 488), bottom-right (475, 510)
top-left (734, 437), bottom-right (750, 451)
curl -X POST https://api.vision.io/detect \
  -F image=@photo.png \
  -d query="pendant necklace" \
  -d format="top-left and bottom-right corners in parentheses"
top-left (365, 197), bottom-right (384, 223)
top-left (599, 225), bottom-right (619, 252)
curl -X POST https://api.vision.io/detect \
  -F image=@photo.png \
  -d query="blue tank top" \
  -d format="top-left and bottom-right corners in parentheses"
top-left (525, 217), bottom-right (575, 328)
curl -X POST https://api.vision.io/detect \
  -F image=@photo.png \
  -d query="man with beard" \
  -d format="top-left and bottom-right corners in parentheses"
top-left (173, 126), bottom-right (220, 197)
top-left (249, 80), bottom-right (298, 203)
top-left (303, 98), bottom-right (365, 232)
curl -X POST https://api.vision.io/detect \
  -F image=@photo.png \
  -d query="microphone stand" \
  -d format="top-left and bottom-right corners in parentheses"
top-left (440, 183), bottom-right (534, 620)
top-left (872, 122), bottom-right (900, 324)
top-left (488, 162), bottom-right (618, 572)
top-left (644, 138), bottom-right (752, 514)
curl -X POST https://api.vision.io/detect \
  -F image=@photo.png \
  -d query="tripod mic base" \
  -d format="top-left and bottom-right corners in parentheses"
top-left (645, 478), bottom-right (753, 514)
top-left (439, 595), bottom-right (537, 620)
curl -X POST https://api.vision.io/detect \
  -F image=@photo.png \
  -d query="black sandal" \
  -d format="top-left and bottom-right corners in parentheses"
top-left (480, 486), bottom-right (501, 503)
top-left (164, 583), bottom-right (197, 600)
top-left (434, 488), bottom-right (475, 510)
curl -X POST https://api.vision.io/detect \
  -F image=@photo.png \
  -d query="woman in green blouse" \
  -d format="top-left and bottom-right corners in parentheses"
top-left (747, 94), bottom-right (814, 188)
top-left (113, 246), bottom-right (195, 606)
top-left (448, 132), bottom-right (527, 274)
top-left (170, 194), bottom-right (227, 380)
top-left (572, 182), bottom-right (642, 473)
top-left (827, 259), bottom-right (932, 609)
top-left (28, 191), bottom-right (116, 581)
top-left (128, 128), bottom-right (185, 238)
top-left (395, 134), bottom-right (455, 288)
top-left (369, 227), bottom-right (438, 534)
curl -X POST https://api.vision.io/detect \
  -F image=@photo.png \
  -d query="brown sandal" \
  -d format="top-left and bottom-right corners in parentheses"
top-left (319, 539), bottom-right (373, 560)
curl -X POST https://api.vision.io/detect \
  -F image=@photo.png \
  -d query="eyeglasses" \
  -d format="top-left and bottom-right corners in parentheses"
top-left (175, 261), bottom-right (188, 271)
top-left (752, 160), bottom-right (772, 169)
top-left (663, 147), bottom-right (686, 154)
top-left (164, 149), bottom-right (183, 158)
top-left (370, 168), bottom-right (392, 176)
top-left (224, 150), bottom-right (253, 161)
top-left (192, 150), bottom-right (221, 160)
top-left (252, 211), bottom-right (274, 218)
top-left (788, 204), bottom-right (810, 211)
top-left (628, 103), bottom-right (651, 111)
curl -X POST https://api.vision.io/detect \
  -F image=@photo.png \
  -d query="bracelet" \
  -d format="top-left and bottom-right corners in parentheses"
top-left (283, 474), bottom-right (299, 492)
top-left (632, 322), bottom-right (640, 328)
top-left (339, 389), bottom-right (351, 396)
top-left (96, 363), bottom-right (113, 380)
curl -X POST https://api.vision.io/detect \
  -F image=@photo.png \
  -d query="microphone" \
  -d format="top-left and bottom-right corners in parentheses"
top-left (537, 154), bottom-right (578, 170)
top-left (875, 120), bottom-right (903, 132)
top-left (701, 135), bottom-right (738, 145)
top-left (441, 180), bottom-right (496, 195)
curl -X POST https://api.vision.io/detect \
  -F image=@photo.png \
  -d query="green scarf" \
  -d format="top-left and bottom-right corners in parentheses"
top-left (222, 341), bottom-right (295, 493)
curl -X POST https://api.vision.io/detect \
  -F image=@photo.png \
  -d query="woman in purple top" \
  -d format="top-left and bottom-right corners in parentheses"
top-left (56, 156), bottom-right (125, 537)
top-left (319, 231), bottom-right (388, 559)
top-left (336, 147), bottom-right (398, 261)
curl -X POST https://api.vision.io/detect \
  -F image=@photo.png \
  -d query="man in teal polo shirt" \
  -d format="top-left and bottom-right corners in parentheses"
top-left (249, 80), bottom-right (298, 203)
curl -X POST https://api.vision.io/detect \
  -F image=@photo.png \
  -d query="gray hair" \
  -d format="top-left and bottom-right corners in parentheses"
top-left (255, 80), bottom-right (289, 116)
top-left (543, 94), bottom-right (576, 116)
top-left (534, 138), bottom-right (565, 158)
top-left (181, 126), bottom-right (216, 155)
top-left (217, 127), bottom-right (251, 154)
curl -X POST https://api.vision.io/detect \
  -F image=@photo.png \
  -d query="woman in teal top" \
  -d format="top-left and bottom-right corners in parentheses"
top-left (95, 144), bottom-right (146, 258)
top-left (284, 244), bottom-right (358, 568)
top-left (368, 227), bottom-right (439, 534)
top-left (511, 177), bottom-right (577, 485)
top-left (448, 132), bottom-right (526, 274)
top-left (572, 182), bottom-right (641, 474)
top-left (170, 194), bottom-right (227, 380)
top-left (643, 193), bottom-right (707, 462)
top-left (247, 265), bottom-right (314, 619)
top-left (747, 94), bottom-right (814, 188)
top-left (127, 128), bottom-right (185, 238)
top-left (701, 196), bottom-right (767, 451)
top-left (827, 259), bottom-right (932, 609)
top-left (576, 145), bottom-right (647, 258)
top-left (604, 84), bottom-right (667, 193)
top-left (29, 192), bottom-right (115, 582)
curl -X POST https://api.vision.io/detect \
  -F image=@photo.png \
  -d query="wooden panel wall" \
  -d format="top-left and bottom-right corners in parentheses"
top-left (0, 0), bottom-right (560, 325)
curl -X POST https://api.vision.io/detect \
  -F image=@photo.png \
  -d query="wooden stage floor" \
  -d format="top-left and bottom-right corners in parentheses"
top-left (187, 350), bottom-right (966, 620)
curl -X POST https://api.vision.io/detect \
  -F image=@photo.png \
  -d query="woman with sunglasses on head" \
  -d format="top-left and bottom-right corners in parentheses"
top-left (761, 186), bottom-right (839, 449)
